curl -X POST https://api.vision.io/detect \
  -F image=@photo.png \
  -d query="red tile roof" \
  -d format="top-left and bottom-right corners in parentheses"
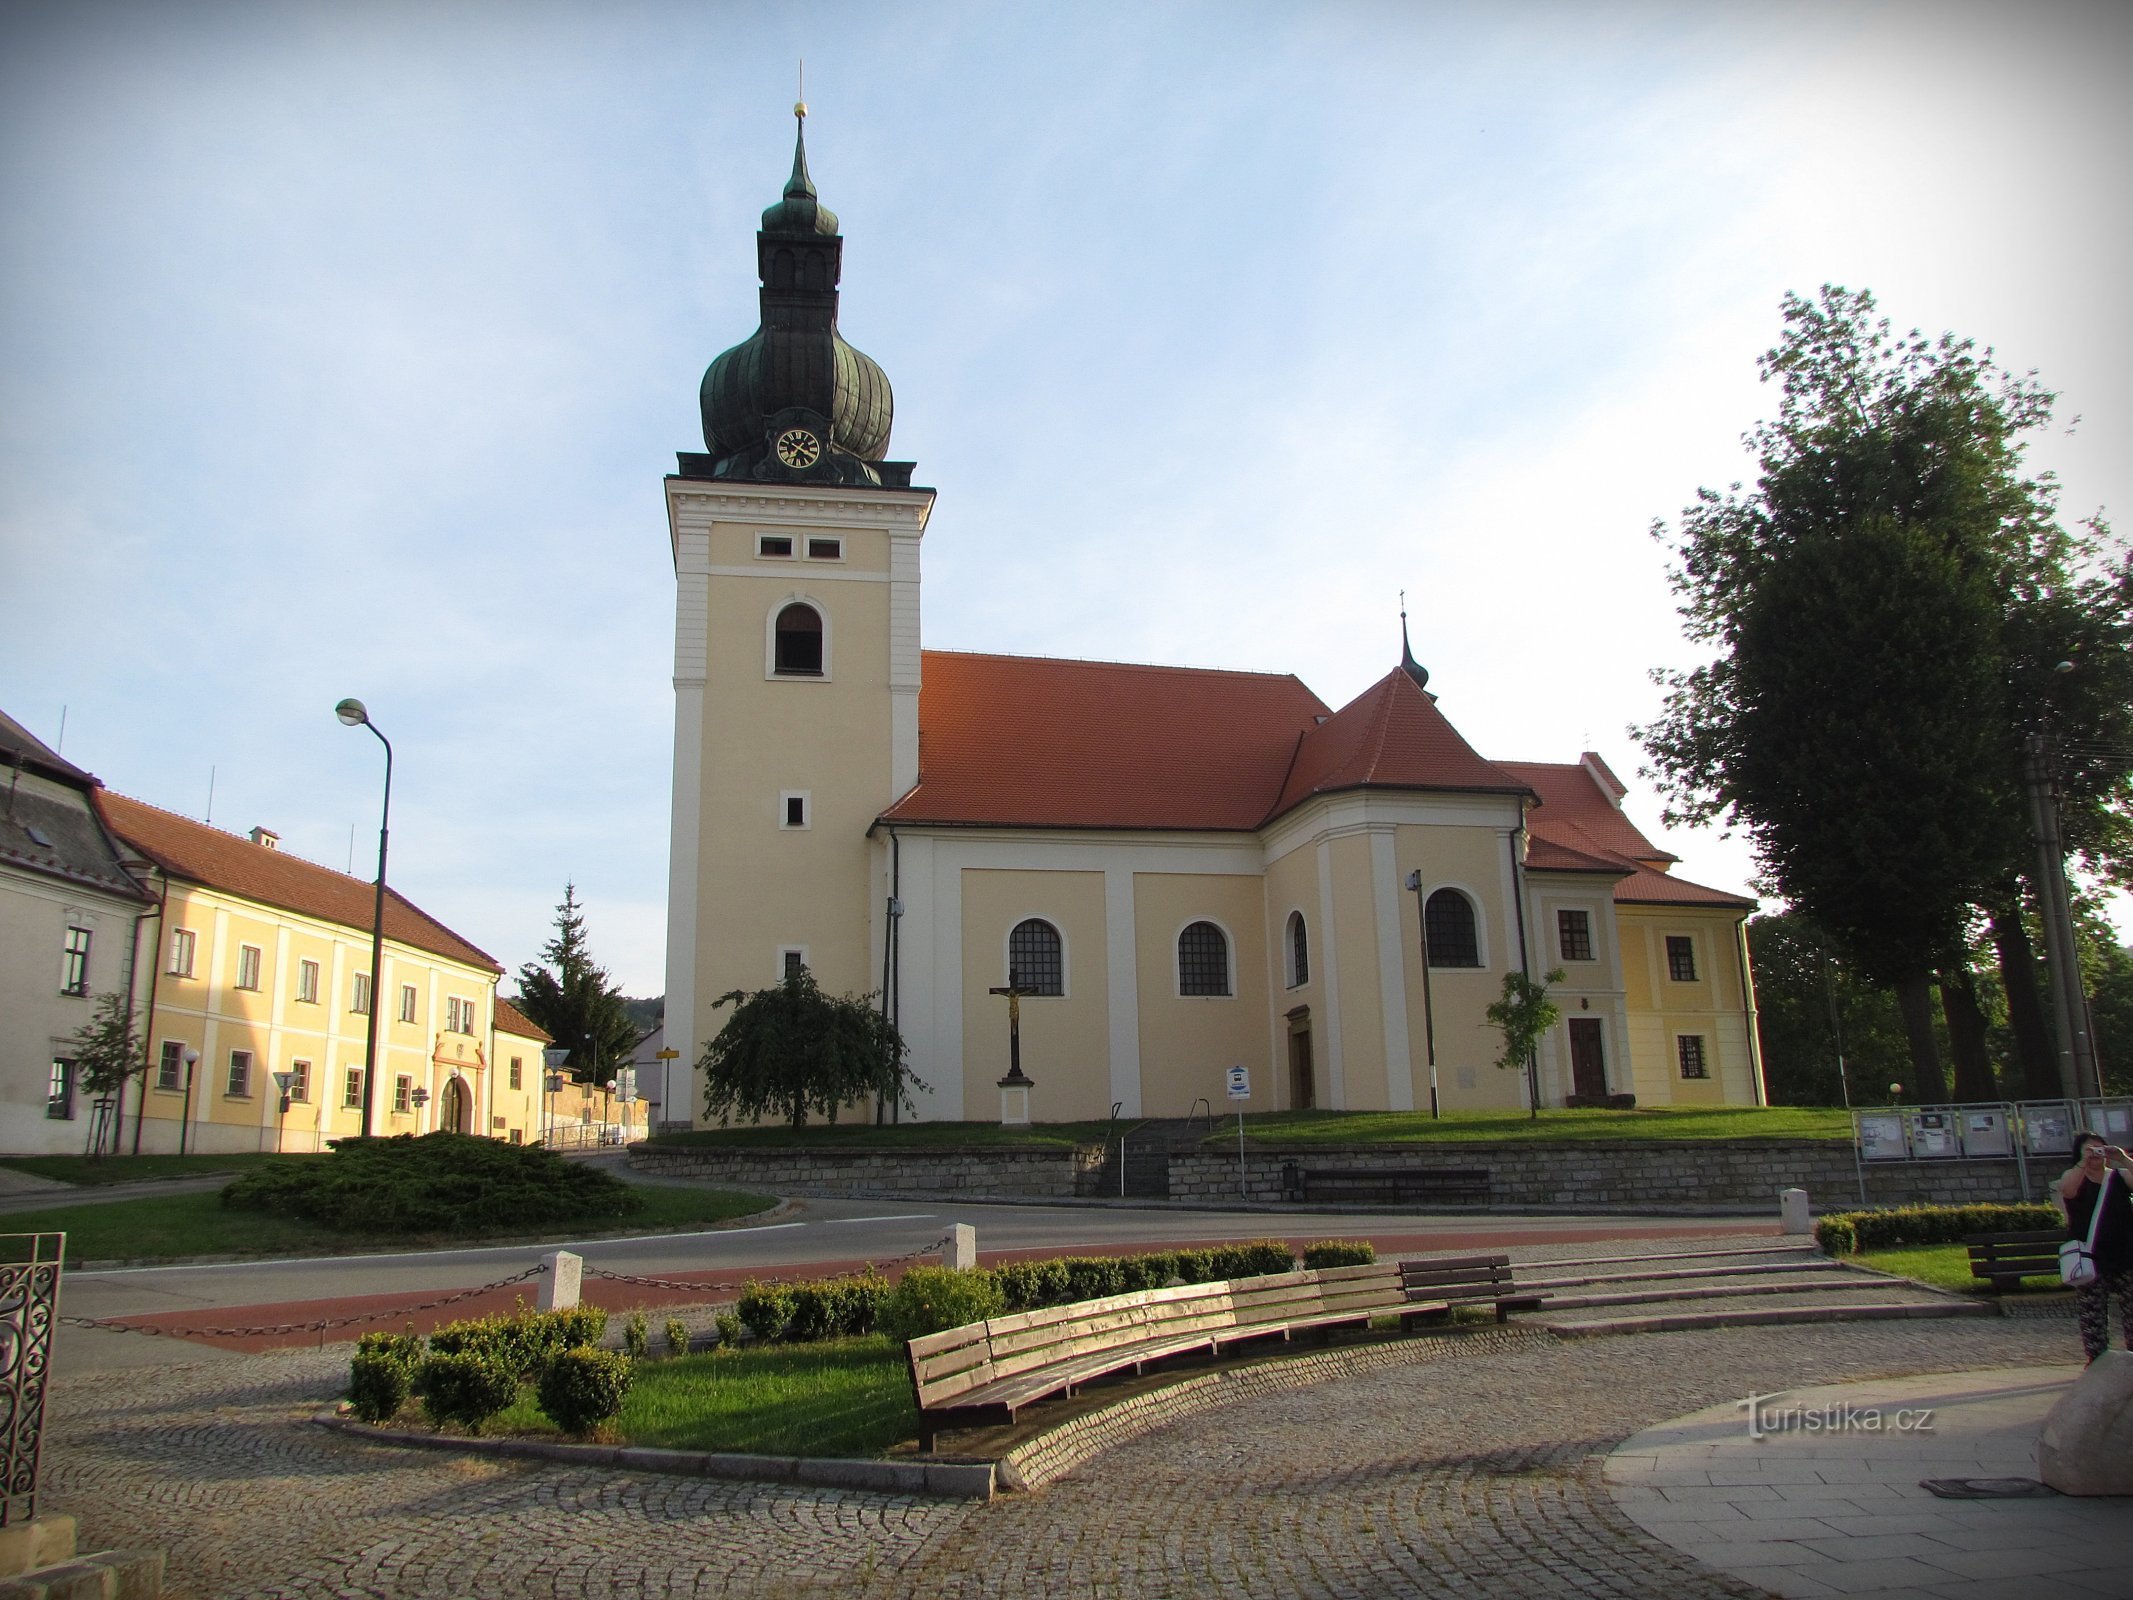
top-left (494, 995), bottom-right (551, 1042)
top-left (880, 651), bottom-right (1331, 830)
top-left (1508, 759), bottom-right (1753, 910)
top-left (1270, 667), bottom-right (1535, 816)
top-left (96, 791), bottom-right (502, 973)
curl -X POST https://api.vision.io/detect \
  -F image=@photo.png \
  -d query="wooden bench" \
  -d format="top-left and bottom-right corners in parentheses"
top-left (906, 1262), bottom-right (1417, 1448)
top-left (1965, 1229), bottom-right (2065, 1293)
top-left (1281, 1164), bottom-right (1492, 1206)
top-left (1398, 1252), bottom-right (1549, 1323)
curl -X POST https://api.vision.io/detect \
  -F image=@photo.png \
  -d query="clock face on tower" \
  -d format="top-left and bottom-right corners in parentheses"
top-left (773, 427), bottom-right (822, 469)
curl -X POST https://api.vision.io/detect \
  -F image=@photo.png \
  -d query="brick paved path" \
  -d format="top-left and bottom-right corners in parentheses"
top-left (48, 1319), bottom-right (2076, 1599)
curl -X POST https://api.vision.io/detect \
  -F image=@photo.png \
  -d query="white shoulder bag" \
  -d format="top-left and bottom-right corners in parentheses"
top-left (2061, 1167), bottom-right (2114, 1287)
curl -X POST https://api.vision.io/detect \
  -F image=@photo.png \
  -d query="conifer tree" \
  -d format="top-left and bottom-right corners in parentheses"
top-left (516, 884), bottom-right (641, 1084)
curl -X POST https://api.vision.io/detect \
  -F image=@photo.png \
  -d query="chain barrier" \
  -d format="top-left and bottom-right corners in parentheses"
top-left (60, 1263), bottom-right (549, 1342)
top-left (579, 1232), bottom-right (955, 1298)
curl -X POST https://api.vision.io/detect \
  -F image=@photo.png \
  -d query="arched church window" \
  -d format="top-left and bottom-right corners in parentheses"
top-left (1178, 921), bottom-right (1231, 997)
top-left (1007, 919), bottom-right (1064, 997)
top-left (773, 602), bottom-right (824, 676)
top-left (1286, 911), bottom-right (1308, 988)
top-left (1424, 890), bottom-right (1480, 968)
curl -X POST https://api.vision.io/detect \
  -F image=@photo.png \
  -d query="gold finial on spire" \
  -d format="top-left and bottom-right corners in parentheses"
top-left (795, 59), bottom-right (806, 119)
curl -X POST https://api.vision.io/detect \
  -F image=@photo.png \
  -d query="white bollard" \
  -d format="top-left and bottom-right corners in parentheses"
top-left (1779, 1187), bottom-right (1811, 1235)
top-left (538, 1249), bottom-right (583, 1310)
top-left (938, 1224), bottom-right (977, 1271)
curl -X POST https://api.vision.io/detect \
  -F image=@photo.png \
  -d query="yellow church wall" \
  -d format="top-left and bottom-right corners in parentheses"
top-left (1395, 823), bottom-right (1523, 1111)
top-left (1325, 835), bottom-right (1388, 1110)
top-left (957, 869), bottom-right (1112, 1121)
top-left (1261, 841), bottom-right (1321, 1109)
top-left (689, 519), bottom-right (895, 1034)
top-left (1132, 872), bottom-right (1271, 1115)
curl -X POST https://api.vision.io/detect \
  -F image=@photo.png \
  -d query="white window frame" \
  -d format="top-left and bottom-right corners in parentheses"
top-left (60, 926), bottom-right (91, 996)
top-left (804, 535), bottom-right (844, 561)
top-left (1557, 908), bottom-right (1595, 964)
top-left (1284, 909), bottom-right (1309, 989)
top-left (756, 532), bottom-right (796, 559)
top-left (1422, 884), bottom-right (1490, 971)
top-left (351, 973), bottom-right (373, 1015)
top-left (225, 1049), bottom-right (253, 1099)
top-left (235, 944), bottom-right (263, 991)
top-left (47, 1059), bottom-right (75, 1121)
top-left (297, 958), bottom-right (320, 1004)
top-left (776, 945), bottom-right (809, 982)
top-left (779, 790), bottom-right (812, 830)
top-left (399, 983), bottom-right (418, 1024)
top-left (168, 928), bottom-right (197, 978)
top-left (1174, 917), bottom-right (1237, 1000)
top-left (156, 1039), bottom-right (185, 1092)
top-left (764, 596), bottom-right (832, 681)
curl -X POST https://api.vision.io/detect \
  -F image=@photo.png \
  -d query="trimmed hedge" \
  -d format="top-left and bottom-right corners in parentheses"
top-left (537, 1347), bottom-right (635, 1437)
top-left (427, 1305), bottom-right (608, 1377)
top-left (737, 1272), bottom-right (891, 1342)
top-left (1814, 1203), bottom-right (2060, 1255)
top-left (223, 1132), bottom-right (646, 1235)
top-left (1300, 1239), bottom-right (1377, 1269)
top-left (348, 1351), bottom-right (414, 1423)
top-left (417, 1349), bottom-right (520, 1434)
top-left (879, 1265), bottom-right (1006, 1341)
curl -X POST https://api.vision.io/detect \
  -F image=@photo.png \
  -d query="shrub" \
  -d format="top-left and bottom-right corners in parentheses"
top-left (416, 1350), bottom-right (520, 1434)
top-left (737, 1281), bottom-right (794, 1341)
top-left (782, 1272), bottom-right (888, 1342)
top-left (1209, 1241), bottom-right (1297, 1278)
top-left (1168, 1249), bottom-right (1215, 1284)
top-left (879, 1265), bottom-right (1005, 1340)
top-left (993, 1258), bottom-right (1071, 1312)
top-left (1815, 1203), bottom-right (2059, 1254)
top-left (355, 1330), bottom-right (422, 1368)
top-left (713, 1310), bottom-right (744, 1348)
top-left (221, 1131), bottom-right (646, 1235)
top-left (1300, 1240), bottom-right (1376, 1269)
top-left (347, 1350), bottom-right (414, 1423)
top-left (428, 1306), bottom-right (608, 1378)
top-left (664, 1318), bottom-right (690, 1358)
top-left (537, 1346), bottom-right (634, 1437)
top-left (1058, 1255), bottom-right (1127, 1303)
top-left (623, 1311), bottom-right (649, 1360)
top-left (1564, 1093), bottom-right (1638, 1110)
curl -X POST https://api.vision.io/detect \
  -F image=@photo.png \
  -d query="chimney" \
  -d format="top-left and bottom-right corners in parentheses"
top-left (249, 826), bottom-right (280, 850)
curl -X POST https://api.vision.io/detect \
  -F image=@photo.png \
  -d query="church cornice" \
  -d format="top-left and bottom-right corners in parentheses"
top-left (665, 480), bottom-right (935, 532)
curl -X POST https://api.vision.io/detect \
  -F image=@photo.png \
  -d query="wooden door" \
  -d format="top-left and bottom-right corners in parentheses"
top-left (1568, 1018), bottom-right (1607, 1100)
top-left (1288, 1024), bottom-right (1315, 1110)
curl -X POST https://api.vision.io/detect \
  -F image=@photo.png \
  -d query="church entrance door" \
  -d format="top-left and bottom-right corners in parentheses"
top-left (1568, 1019), bottom-right (1607, 1101)
top-left (1287, 1014), bottom-right (1315, 1110)
top-left (439, 1075), bottom-right (471, 1134)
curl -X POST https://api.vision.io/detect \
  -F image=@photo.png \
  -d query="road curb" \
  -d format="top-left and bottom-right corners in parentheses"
top-left (313, 1411), bottom-right (996, 1500)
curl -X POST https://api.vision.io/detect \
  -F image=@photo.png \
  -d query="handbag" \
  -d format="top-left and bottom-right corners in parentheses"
top-left (2061, 1167), bottom-right (2113, 1286)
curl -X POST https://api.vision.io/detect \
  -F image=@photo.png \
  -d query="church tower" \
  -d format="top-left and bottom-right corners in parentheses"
top-left (658, 108), bottom-right (933, 1125)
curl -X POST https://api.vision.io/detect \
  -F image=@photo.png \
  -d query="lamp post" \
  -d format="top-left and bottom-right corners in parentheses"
top-left (1403, 870), bottom-right (1440, 1119)
top-left (177, 1046), bottom-right (200, 1156)
top-left (335, 698), bottom-right (392, 1139)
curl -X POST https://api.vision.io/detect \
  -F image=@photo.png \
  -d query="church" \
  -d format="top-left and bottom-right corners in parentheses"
top-left (654, 113), bottom-right (1763, 1129)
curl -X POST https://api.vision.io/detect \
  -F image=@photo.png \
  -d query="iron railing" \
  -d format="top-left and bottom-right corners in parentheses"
top-left (0, 1233), bottom-right (63, 1525)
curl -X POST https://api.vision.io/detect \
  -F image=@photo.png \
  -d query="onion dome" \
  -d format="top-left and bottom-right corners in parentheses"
top-left (695, 106), bottom-right (899, 486)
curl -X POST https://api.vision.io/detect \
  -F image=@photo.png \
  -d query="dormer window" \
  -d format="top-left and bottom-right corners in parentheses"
top-left (773, 603), bottom-right (824, 676)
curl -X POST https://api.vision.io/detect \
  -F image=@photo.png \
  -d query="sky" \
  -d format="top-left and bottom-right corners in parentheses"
top-left (2, 0), bottom-right (2127, 996)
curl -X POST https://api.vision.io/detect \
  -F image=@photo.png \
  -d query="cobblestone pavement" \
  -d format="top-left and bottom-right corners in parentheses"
top-left (46, 1319), bottom-right (2077, 1599)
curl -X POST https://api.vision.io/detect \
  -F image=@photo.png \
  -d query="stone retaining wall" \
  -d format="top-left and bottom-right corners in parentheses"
top-left (628, 1138), bottom-right (2050, 1208)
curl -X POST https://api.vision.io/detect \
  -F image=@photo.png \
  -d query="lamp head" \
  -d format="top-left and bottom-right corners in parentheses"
top-left (335, 698), bottom-right (369, 727)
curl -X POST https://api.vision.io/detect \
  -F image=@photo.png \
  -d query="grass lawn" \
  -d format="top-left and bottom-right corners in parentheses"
top-left (480, 1336), bottom-right (915, 1458)
top-left (1854, 1243), bottom-right (2062, 1296)
top-left (647, 1106), bottom-right (1852, 1151)
top-left (5, 1182), bottom-right (776, 1265)
top-left (0, 1152), bottom-right (311, 1186)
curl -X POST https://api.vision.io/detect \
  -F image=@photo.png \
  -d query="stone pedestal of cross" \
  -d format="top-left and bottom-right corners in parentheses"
top-left (988, 971), bottom-right (1038, 1125)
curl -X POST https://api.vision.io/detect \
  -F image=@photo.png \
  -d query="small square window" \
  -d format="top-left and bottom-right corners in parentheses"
top-left (236, 944), bottom-right (263, 991)
top-left (508, 1128), bottom-right (524, 1144)
top-left (169, 928), bottom-right (197, 977)
top-left (47, 1060), bottom-right (75, 1120)
top-left (1666, 936), bottom-right (1698, 982)
top-left (226, 1049), bottom-right (253, 1098)
top-left (780, 792), bottom-right (810, 830)
top-left (399, 984), bottom-right (418, 1024)
top-left (1557, 909), bottom-right (1593, 963)
top-left (757, 534), bottom-right (795, 558)
top-left (1677, 1035), bottom-right (1709, 1080)
top-left (297, 959), bottom-right (320, 1004)
top-left (805, 536), bottom-right (842, 561)
top-left (60, 927), bottom-right (91, 996)
top-left (343, 1068), bottom-right (365, 1109)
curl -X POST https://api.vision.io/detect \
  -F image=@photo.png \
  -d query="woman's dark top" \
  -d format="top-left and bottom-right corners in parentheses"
top-left (2067, 1172), bottom-right (2133, 1273)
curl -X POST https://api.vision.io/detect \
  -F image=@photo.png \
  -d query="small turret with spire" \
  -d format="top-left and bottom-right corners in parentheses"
top-left (1400, 596), bottom-right (1434, 698)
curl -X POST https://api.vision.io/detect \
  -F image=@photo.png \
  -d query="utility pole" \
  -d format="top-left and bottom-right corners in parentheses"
top-left (2024, 732), bottom-right (2098, 1100)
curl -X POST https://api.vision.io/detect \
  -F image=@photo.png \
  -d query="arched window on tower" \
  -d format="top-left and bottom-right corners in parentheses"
top-left (1424, 890), bottom-right (1480, 968)
top-left (1286, 911), bottom-right (1308, 988)
top-left (773, 602), bottom-right (824, 676)
top-left (1178, 921), bottom-right (1231, 997)
top-left (1007, 919), bottom-right (1064, 997)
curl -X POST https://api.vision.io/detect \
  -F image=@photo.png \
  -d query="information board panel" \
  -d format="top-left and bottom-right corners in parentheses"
top-left (1858, 1112), bottom-right (1906, 1161)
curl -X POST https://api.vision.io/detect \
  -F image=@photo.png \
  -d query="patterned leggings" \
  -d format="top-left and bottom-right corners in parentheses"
top-left (2075, 1266), bottom-right (2133, 1361)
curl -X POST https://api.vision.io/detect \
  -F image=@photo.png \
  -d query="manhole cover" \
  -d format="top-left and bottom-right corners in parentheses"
top-left (1921, 1477), bottom-right (2059, 1499)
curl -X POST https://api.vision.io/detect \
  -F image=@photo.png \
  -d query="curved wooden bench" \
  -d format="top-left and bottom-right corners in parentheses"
top-left (1398, 1252), bottom-right (1548, 1323)
top-left (906, 1262), bottom-right (1414, 1449)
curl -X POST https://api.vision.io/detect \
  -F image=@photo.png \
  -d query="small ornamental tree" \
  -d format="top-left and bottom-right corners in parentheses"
top-left (1485, 968), bottom-right (1564, 1119)
top-left (61, 993), bottom-right (140, 1155)
top-left (697, 970), bottom-right (923, 1128)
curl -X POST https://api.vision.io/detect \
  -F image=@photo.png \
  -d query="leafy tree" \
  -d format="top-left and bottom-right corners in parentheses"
top-left (697, 970), bottom-right (921, 1128)
top-left (61, 992), bottom-right (141, 1154)
top-left (1748, 913), bottom-right (1913, 1106)
top-left (1485, 968), bottom-right (1561, 1119)
top-left (1639, 285), bottom-right (2133, 1096)
top-left (515, 884), bottom-right (641, 1084)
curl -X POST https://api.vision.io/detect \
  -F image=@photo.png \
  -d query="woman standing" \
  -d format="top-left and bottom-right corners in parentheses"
top-left (2058, 1131), bottom-right (2133, 1362)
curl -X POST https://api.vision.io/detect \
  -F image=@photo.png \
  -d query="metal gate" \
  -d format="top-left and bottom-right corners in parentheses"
top-left (0, 1233), bottom-right (62, 1525)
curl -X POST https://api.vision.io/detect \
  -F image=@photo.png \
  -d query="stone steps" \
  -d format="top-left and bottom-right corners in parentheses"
top-left (1537, 1272), bottom-right (1882, 1312)
top-left (0, 1514), bottom-right (163, 1600)
top-left (1544, 1297), bottom-right (1996, 1337)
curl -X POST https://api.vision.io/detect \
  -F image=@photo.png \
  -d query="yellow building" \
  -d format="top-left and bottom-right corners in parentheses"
top-left (98, 791), bottom-right (528, 1155)
top-left (655, 116), bottom-right (1760, 1127)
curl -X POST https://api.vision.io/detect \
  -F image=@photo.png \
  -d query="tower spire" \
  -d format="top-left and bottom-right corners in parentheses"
top-left (1400, 592), bottom-right (1431, 693)
top-left (786, 92), bottom-right (815, 202)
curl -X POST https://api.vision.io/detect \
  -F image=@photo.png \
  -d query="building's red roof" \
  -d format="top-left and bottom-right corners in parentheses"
top-left (1611, 860), bottom-right (1757, 909)
top-left (1270, 667), bottom-right (1534, 816)
top-left (494, 995), bottom-right (552, 1042)
top-left (880, 651), bottom-right (1331, 830)
top-left (1509, 758), bottom-right (1753, 910)
top-left (97, 791), bottom-right (502, 973)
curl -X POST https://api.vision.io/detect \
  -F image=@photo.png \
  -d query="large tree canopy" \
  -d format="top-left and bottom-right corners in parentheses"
top-left (515, 884), bottom-right (641, 1084)
top-left (1640, 286), bottom-right (2133, 1093)
top-left (697, 971), bottom-right (920, 1128)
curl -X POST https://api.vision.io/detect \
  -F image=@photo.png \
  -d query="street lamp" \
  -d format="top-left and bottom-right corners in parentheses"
top-left (336, 698), bottom-right (392, 1139)
top-left (177, 1046), bottom-right (201, 1156)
